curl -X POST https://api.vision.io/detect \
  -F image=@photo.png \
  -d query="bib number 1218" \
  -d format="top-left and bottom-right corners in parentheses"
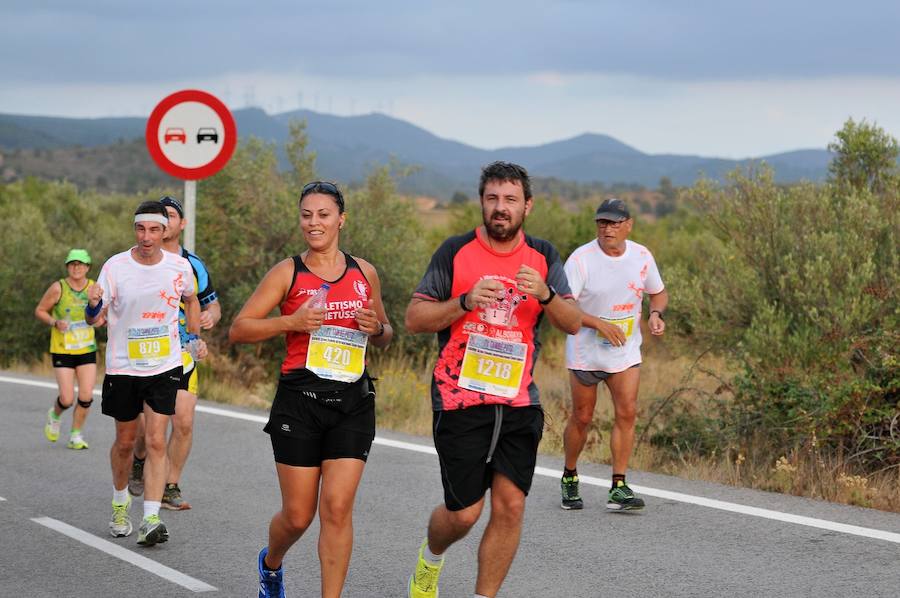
top-left (476, 358), bottom-right (512, 380)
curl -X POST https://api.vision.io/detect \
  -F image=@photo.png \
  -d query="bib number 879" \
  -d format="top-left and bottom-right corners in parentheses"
top-left (476, 358), bottom-right (512, 380)
top-left (323, 346), bottom-right (351, 367)
top-left (139, 340), bottom-right (161, 355)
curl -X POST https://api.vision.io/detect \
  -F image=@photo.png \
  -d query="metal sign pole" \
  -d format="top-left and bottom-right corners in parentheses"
top-left (184, 179), bottom-right (197, 253)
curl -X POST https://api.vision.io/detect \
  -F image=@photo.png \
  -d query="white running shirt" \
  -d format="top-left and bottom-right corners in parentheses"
top-left (97, 248), bottom-right (195, 376)
top-left (564, 239), bottom-right (664, 373)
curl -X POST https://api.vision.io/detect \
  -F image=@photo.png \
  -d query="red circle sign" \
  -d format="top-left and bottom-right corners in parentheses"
top-left (145, 89), bottom-right (237, 180)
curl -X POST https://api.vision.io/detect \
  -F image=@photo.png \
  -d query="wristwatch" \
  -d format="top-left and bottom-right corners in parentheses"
top-left (459, 293), bottom-right (472, 312)
top-left (650, 309), bottom-right (665, 321)
top-left (539, 286), bottom-right (556, 306)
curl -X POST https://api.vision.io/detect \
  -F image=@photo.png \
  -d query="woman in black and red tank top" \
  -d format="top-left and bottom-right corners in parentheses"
top-left (230, 181), bottom-right (392, 597)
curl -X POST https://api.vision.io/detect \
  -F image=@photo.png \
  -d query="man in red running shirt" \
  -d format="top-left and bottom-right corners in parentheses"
top-left (405, 161), bottom-right (581, 598)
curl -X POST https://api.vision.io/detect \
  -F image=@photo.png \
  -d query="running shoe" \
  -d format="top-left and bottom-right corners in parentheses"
top-left (44, 408), bottom-right (61, 442)
top-left (162, 483), bottom-right (192, 511)
top-left (561, 474), bottom-right (584, 510)
top-left (408, 539), bottom-right (443, 598)
top-left (607, 481), bottom-right (645, 511)
top-left (137, 514), bottom-right (169, 546)
top-left (67, 433), bottom-right (89, 450)
top-left (109, 496), bottom-right (133, 538)
top-left (258, 547), bottom-right (285, 598)
top-left (128, 458), bottom-right (144, 496)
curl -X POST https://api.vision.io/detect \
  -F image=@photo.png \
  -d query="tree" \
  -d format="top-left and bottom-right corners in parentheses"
top-left (827, 118), bottom-right (899, 194)
top-left (450, 190), bottom-right (469, 205)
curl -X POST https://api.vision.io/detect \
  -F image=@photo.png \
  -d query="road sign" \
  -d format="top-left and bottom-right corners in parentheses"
top-left (145, 89), bottom-right (237, 180)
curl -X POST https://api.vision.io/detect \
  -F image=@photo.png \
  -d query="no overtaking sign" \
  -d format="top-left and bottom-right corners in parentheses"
top-left (145, 89), bottom-right (237, 180)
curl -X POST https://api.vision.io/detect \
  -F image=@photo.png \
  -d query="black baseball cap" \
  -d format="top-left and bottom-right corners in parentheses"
top-left (594, 198), bottom-right (631, 222)
top-left (159, 196), bottom-right (184, 218)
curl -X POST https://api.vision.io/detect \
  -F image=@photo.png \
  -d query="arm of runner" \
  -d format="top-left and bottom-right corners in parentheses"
top-left (183, 292), bottom-right (201, 335)
top-left (229, 259), bottom-right (325, 344)
top-left (34, 281), bottom-right (65, 330)
top-left (354, 258), bottom-right (393, 349)
top-left (648, 289), bottom-right (668, 336)
top-left (581, 312), bottom-right (627, 346)
top-left (405, 278), bottom-right (506, 334)
top-left (199, 300), bottom-right (221, 330)
top-left (85, 281), bottom-right (105, 326)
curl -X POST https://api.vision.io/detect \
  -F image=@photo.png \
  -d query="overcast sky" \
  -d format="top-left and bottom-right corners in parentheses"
top-left (2, 1), bottom-right (898, 157)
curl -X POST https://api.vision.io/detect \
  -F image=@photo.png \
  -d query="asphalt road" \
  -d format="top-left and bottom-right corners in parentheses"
top-left (1, 372), bottom-right (899, 597)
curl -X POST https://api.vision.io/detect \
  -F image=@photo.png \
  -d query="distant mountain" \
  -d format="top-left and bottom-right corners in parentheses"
top-left (0, 109), bottom-right (833, 197)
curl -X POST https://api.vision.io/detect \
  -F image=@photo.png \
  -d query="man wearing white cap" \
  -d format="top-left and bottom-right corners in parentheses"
top-left (560, 198), bottom-right (668, 511)
top-left (86, 200), bottom-right (199, 546)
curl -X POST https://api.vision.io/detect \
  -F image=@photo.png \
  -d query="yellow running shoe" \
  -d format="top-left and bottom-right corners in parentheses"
top-left (44, 408), bottom-right (61, 442)
top-left (408, 539), bottom-right (444, 598)
top-left (67, 433), bottom-right (89, 450)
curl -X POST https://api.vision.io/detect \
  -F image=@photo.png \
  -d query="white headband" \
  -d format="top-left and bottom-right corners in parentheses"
top-left (134, 214), bottom-right (169, 227)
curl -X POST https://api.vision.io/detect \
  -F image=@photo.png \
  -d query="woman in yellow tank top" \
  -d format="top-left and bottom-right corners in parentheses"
top-left (34, 249), bottom-right (103, 449)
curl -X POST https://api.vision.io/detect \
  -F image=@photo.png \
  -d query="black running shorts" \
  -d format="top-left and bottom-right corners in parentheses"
top-left (433, 404), bottom-right (544, 511)
top-left (101, 366), bottom-right (182, 422)
top-left (178, 364), bottom-right (198, 395)
top-left (51, 352), bottom-right (97, 369)
top-left (266, 381), bottom-right (376, 467)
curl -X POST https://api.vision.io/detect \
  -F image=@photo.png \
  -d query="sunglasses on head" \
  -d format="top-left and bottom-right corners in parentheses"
top-left (300, 181), bottom-right (345, 212)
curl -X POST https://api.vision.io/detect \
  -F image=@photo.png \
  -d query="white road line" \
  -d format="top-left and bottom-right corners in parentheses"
top-left (205, 402), bottom-right (900, 545)
top-left (31, 517), bottom-right (217, 592)
top-left (533, 468), bottom-right (900, 544)
top-left (0, 496), bottom-right (6, 501)
top-left (4, 374), bottom-right (899, 545)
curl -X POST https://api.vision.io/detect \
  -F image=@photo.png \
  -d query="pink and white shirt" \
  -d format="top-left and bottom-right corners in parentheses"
top-left (97, 248), bottom-right (195, 376)
top-left (564, 239), bottom-right (664, 373)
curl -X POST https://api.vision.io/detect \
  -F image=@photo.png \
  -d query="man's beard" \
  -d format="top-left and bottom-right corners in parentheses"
top-left (484, 211), bottom-right (522, 242)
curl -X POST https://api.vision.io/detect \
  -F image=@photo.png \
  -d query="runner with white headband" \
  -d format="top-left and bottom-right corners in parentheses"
top-left (86, 200), bottom-right (199, 547)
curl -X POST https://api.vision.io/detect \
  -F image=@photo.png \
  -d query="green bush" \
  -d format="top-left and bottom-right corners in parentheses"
top-left (653, 165), bottom-right (898, 470)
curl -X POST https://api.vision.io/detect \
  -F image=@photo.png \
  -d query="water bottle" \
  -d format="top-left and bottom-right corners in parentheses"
top-left (63, 308), bottom-right (72, 329)
top-left (309, 283), bottom-right (330, 310)
top-left (186, 333), bottom-right (202, 361)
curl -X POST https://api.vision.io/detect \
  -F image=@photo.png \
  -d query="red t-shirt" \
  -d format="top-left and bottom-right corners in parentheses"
top-left (413, 228), bottom-right (572, 411)
top-left (280, 253), bottom-right (372, 383)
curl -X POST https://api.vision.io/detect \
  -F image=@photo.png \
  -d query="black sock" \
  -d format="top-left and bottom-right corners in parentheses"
top-left (133, 455), bottom-right (145, 464)
top-left (563, 468), bottom-right (578, 478)
top-left (612, 474), bottom-right (626, 488)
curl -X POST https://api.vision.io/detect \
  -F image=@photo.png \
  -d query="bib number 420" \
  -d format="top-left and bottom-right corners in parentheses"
top-left (322, 346), bottom-right (351, 367)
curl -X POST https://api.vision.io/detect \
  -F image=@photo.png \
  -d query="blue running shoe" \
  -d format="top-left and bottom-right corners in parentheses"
top-left (258, 547), bottom-right (285, 598)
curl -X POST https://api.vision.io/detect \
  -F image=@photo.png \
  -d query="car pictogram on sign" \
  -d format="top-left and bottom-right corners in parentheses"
top-left (164, 127), bottom-right (187, 144)
top-left (196, 127), bottom-right (219, 144)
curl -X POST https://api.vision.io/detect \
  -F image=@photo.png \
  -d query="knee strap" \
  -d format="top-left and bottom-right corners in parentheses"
top-left (77, 398), bottom-right (93, 409)
top-left (56, 396), bottom-right (72, 411)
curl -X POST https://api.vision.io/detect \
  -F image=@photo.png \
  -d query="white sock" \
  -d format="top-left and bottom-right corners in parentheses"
top-left (475, 594), bottom-right (491, 598)
top-left (143, 501), bottom-right (161, 519)
top-left (424, 543), bottom-right (444, 564)
top-left (113, 487), bottom-right (129, 505)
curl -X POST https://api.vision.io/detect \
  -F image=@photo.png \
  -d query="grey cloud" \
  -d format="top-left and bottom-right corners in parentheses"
top-left (2, 0), bottom-right (898, 84)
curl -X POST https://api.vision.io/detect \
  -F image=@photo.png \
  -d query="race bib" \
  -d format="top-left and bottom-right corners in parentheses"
top-left (598, 315), bottom-right (635, 347)
top-left (306, 325), bottom-right (368, 383)
top-left (126, 325), bottom-right (171, 368)
top-left (458, 333), bottom-right (527, 398)
top-left (63, 320), bottom-right (94, 351)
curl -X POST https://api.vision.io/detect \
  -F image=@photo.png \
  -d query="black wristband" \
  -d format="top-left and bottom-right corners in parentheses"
top-left (538, 287), bottom-right (556, 306)
top-left (459, 293), bottom-right (472, 312)
top-left (650, 309), bottom-right (664, 321)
